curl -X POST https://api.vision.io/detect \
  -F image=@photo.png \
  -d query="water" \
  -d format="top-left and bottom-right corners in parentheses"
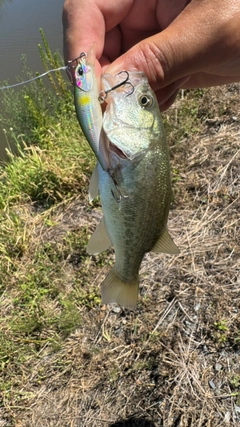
top-left (0, 0), bottom-right (65, 159)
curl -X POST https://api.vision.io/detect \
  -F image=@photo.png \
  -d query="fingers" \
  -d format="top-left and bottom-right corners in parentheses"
top-left (62, 0), bottom-right (133, 81)
top-left (62, 0), bottom-right (105, 80)
top-left (158, 90), bottom-right (180, 112)
top-left (106, 0), bottom-right (240, 90)
top-left (155, 76), bottom-right (190, 111)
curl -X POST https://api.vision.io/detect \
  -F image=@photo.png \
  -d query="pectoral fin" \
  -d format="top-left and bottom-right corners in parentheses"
top-left (151, 228), bottom-right (180, 255)
top-left (87, 217), bottom-right (111, 255)
top-left (89, 164), bottom-right (99, 202)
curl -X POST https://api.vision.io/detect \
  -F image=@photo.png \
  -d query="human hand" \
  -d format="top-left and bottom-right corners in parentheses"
top-left (63, 0), bottom-right (240, 110)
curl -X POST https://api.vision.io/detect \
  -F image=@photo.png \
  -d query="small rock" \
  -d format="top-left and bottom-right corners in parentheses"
top-left (215, 363), bottom-right (223, 371)
top-left (223, 411), bottom-right (231, 423)
top-left (112, 306), bottom-right (121, 314)
top-left (194, 302), bottom-right (201, 312)
top-left (185, 320), bottom-right (192, 326)
top-left (114, 328), bottom-right (122, 337)
top-left (209, 380), bottom-right (216, 390)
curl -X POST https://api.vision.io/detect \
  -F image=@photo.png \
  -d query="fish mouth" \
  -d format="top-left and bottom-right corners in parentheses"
top-left (109, 141), bottom-right (129, 160)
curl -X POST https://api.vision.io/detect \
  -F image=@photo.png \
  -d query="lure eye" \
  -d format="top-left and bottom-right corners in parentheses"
top-left (76, 65), bottom-right (84, 77)
top-left (138, 93), bottom-right (153, 109)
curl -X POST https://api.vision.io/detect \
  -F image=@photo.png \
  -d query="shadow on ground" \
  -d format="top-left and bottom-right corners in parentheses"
top-left (109, 417), bottom-right (156, 427)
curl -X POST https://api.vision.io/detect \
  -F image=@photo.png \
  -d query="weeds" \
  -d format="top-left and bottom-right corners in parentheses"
top-left (0, 32), bottom-right (95, 415)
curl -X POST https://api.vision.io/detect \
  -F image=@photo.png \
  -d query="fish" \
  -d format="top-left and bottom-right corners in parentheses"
top-left (74, 45), bottom-right (109, 173)
top-left (87, 71), bottom-right (179, 310)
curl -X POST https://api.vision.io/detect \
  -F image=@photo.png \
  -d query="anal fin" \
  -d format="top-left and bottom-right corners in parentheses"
top-left (151, 227), bottom-right (180, 255)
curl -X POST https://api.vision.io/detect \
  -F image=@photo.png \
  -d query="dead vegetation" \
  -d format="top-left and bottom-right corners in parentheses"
top-left (0, 85), bottom-right (239, 427)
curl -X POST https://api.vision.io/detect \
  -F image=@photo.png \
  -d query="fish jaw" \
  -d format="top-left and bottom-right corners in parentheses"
top-left (74, 46), bottom-right (110, 172)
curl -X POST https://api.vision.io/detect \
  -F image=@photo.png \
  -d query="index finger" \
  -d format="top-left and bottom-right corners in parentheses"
top-left (62, 0), bottom-right (105, 79)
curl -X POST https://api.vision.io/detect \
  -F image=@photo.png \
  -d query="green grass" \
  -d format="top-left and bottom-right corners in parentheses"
top-left (0, 32), bottom-right (99, 404)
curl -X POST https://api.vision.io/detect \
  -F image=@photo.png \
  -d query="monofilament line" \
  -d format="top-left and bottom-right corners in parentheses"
top-left (0, 66), bottom-right (68, 90)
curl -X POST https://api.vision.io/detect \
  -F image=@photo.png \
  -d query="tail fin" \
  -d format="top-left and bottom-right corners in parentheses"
top-left (101, 267), bottom-right (139, 310)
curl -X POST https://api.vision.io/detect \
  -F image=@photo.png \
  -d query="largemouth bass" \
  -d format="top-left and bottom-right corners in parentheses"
top-left (87, 71), bottom-right (179, 310)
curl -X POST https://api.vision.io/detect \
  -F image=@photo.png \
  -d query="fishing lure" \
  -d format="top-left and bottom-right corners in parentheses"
top-left (74, 46), bottom-right (109, 173)
top-left (73, 46), bottom-right (134, 202)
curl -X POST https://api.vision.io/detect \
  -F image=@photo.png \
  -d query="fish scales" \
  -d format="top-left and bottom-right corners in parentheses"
top-left (87, 70), bottom-right (179, 309)
top-left (99, 144), bottom-right (170, 279)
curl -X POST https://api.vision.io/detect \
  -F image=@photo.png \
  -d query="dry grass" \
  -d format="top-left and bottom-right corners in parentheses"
top-left (0, 85), bottom-right (239, 427)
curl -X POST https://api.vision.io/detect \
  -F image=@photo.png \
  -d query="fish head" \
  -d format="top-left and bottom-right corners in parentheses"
top-left (102, 71), bottom-right (163, 160)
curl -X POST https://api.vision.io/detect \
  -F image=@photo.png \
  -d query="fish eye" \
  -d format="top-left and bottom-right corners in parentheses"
top-left (138, 93), bottom-right (153, 108)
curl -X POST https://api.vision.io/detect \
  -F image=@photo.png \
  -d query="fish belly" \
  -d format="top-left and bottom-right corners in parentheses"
top-left (98, 144), bottom-right (171, 308)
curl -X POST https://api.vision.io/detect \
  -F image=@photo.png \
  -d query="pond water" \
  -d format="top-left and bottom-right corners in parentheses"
top-left (0, 0), bottom-right (65, 159)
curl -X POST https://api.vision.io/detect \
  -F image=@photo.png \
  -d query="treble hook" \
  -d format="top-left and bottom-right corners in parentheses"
top-left (66, 52), bottom-right (87, 82)
top-left (99, 71), bottom-right (134, 103)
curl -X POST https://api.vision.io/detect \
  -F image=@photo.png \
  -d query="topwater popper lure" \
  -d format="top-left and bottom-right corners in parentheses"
top-left (74, 45), bottom-right (110, 173)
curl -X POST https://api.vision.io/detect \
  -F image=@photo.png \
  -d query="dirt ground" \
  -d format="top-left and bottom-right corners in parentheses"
top-left (1, 85), bottom-right (239, 426)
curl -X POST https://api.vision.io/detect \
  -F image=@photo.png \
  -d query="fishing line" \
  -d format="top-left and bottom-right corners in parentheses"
top-left (0, 65), bottom-right (68, 91)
